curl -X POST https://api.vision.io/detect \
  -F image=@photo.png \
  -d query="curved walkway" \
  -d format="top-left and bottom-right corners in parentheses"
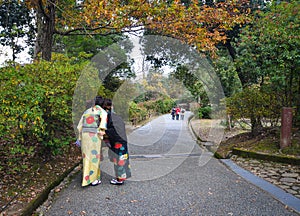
top-left (190, 116), bottom-right (300, 214)
top-left (40, 112), bottom-right (299, 215)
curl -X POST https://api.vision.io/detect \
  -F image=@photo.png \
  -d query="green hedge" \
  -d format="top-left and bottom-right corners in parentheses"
top-left (128, 97), bottom-right (175, 124)
top-left (197, 106), bottom-right (212, 119)
top-left (0, 54), bottom-right (87, 156)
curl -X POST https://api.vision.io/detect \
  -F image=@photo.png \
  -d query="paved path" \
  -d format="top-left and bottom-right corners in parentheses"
top-left (189, 119), bottom-right (300, 202)
top-left (43, 112), bottom-right (299, 215)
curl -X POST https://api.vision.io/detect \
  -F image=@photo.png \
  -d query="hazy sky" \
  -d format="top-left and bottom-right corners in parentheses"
top-left (0, 40), bottom-right (31, 66)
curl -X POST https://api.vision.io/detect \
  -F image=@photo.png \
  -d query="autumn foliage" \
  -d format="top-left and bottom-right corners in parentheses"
top-left (24, 0), bottom-right (252, 60)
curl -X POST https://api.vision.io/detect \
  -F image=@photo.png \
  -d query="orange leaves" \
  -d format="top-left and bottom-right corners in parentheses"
top-left (145, 1), bottom-right (251, 56)
top-left (74, 0), bottom-right (140, 33)
top-left (25, 0), bottom-right (251, 57)
top-left (24, 0), bottom-right (41, 9)
top-left (25, 0), bottom-right (50, 10)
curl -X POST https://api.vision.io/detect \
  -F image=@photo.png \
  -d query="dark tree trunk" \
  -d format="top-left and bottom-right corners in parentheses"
top-left (224, 40), bottom-right (236, 60)
top-left (296, 71), bottom-right (300, 126)
top-left (33, 0), bottom-right (56, 61)
top-left (224, 39), bottom-right (248, 87)
top-left (250, 115), bottom-right (263, 137)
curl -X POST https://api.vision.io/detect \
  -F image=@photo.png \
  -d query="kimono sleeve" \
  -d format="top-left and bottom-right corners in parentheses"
top-left (105, 113), bottom-right (127, 143)
top-left (77, 115), bottom-right (84, 141)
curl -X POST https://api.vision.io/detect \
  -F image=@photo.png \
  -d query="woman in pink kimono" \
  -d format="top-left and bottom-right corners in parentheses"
top-left (77, 96), bottom-right (107, 186)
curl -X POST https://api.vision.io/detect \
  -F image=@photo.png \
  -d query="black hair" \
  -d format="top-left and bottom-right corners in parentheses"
top-left (94, 96), bottom-right (104, 107)
top-left (103, 98), bottom-right (112, 110)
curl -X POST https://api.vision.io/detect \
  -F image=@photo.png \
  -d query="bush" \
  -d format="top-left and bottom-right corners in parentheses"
top-left (129, 101), bottom-right (148, 124)
top-left (0, 54), bottom-right (87, 157)
top-left (226, 87), bottom-right (282, 133)
top-left (156, 98), bottom-right (175, 114)
top-left (128, 97), bottom-right (175, 125)
top-left (198, 106), bottom-right (212, 119)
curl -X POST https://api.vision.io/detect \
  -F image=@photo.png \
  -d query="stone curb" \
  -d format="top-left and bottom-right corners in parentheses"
top-left (189, 118), bottom-right (300, 165)
top-left (232, 148), bottom-right (300, 165)
top-left (188, 116), bottom-right (206, 143)
top-left (189, 118), bottom-right (300, 214)
top-left (21, 162), bottom-right (81, 216)
top-left (220, 159), bottom-right (300, 214)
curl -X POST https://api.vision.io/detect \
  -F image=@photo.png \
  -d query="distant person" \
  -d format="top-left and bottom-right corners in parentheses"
top-left (76, 96), bottom-right (107, 186)
top-left (171, 107), bottom-right (176, 120)
top-left (180, 108), bottom-right (185, 120)
top-left (105, 111), bottom-right (132, 185)
top-left (175, 107), bottom-right (181, 120)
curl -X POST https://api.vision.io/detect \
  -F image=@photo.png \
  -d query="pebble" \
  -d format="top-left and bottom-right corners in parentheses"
top-left (231, 155), bottom-right (300, 199)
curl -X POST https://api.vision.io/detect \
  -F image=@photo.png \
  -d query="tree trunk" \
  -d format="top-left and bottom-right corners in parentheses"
top-left (296, 72), bottom-right (300, 126)
top-left (250, 115), bottom-right (262, 137)
top-left (224, 40), bottom-right (248, 87)
top-left (33, 0), bottom-right (56, 61)
top-left (224, 40), bottom-right (236, 60)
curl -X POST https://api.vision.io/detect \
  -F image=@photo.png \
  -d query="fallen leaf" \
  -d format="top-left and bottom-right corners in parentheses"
top-left (80, 210), bottom-right (87, 215)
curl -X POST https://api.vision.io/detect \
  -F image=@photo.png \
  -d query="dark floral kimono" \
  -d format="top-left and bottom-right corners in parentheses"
top-left (105, 112), bottom-right (131, 181)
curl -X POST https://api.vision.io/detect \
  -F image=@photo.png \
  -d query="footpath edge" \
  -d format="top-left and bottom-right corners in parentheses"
top-left (21, 162), bottom-right (81, 216)
top-left (188, 117), bottom-right (300, 215)
top-left (220, 159), bottom-right (300, 214)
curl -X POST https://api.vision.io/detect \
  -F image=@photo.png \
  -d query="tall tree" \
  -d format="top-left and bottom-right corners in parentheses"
top-left (234, 0), bottom-right (300, 125)
top-left (23, 0), bottom-right (250, 61)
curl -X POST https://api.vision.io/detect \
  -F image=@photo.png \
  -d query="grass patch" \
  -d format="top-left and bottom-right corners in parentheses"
top-left (216, 127), bottom-right (300, 159)
top-left (281, 142), bottom-right (300, 156)
top-left (249, 139), bottom-right (280, 154)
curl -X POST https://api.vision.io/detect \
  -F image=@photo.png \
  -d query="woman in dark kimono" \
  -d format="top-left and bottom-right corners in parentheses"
top-left (104, 100), bottom-right (131, 185)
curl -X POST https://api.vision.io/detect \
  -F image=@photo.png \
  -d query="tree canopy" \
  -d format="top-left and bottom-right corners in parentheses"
top-left (19, 0), bottom-right (251, 61)
top-left (228, 0), bottom-right (300, 129)
top-left (234, 0), bottom-right (299, 105)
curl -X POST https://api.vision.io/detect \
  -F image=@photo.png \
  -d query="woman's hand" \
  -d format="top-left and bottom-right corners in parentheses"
top-left (98, 130), bottom-right (105, 136)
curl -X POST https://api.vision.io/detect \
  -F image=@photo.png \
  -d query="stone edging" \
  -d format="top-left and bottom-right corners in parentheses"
top-left (21, 162), bottom-right (81, 216)
top-left (188, 116), bottom-right (205, 143)
top-left (188, 118), bottom-right (300, 165)
top-left (220, 159), bottom-right (300, 214)
top-left (232, 148), bottom-right (300, 165)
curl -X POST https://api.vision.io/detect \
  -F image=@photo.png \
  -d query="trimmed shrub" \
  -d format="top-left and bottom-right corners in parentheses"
top-left (0, 54), bottom-right (87, 156)
top-left (226, 87), bottom-right (282, 133)
top-left (198, 106), bottom-right (212, 119)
